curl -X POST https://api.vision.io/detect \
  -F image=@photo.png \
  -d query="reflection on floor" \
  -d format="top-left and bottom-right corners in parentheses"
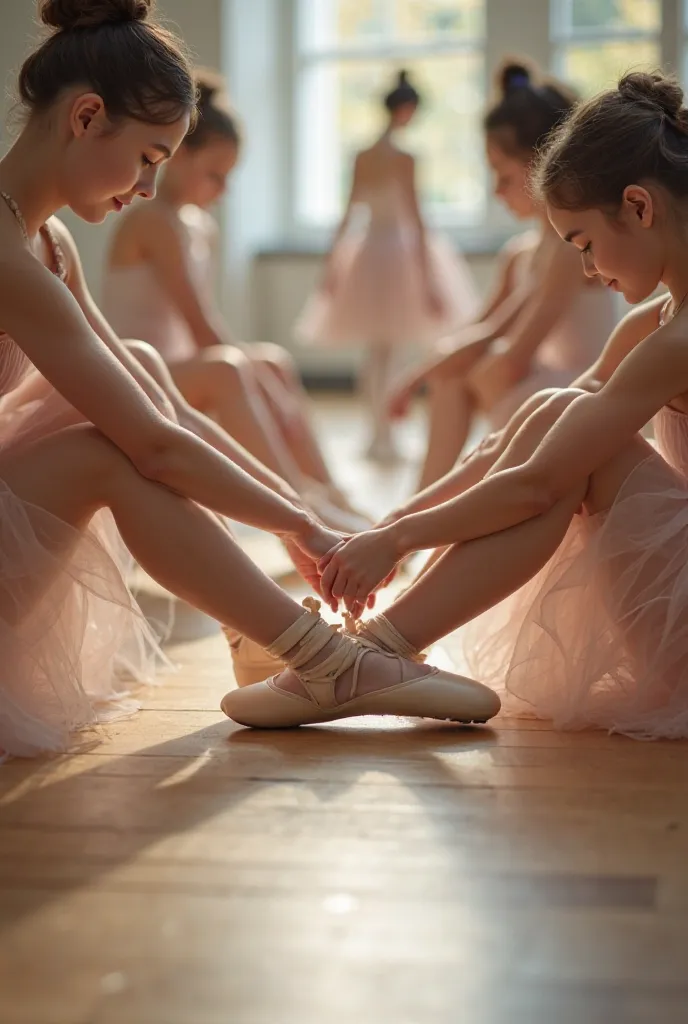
top-left (1, 396), bottom-right (686, 1024)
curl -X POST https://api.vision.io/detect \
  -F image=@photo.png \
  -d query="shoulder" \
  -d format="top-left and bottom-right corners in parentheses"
top-left (129, 202), bottom-right (188, 261)
top-left (179, 204), bottom-right (217, 241)
top-left (501, 230), bottom-right (538, 261)
top-left (617, 294), bottom-right (665, 341)
top-left (498, 231), bottom-right (536, 275)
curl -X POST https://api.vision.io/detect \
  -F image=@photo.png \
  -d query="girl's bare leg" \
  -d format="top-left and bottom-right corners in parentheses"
top-left (0, 426), bottom-right (302, 645)
top-left (361, 342), bottom-right (401, 462)
top-left (169, 349), bottom-right (308, 491)
top-left (416, 376), bottom-right (476, 492)
top-left (384, 390), bottom-right (597, 648)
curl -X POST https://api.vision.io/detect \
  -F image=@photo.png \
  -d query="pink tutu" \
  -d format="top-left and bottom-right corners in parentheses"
top-left (462, 406), bottom-right (688, 739)
top-left (296, 225), bottom-right (478, 348)
top-left (0, 373), bottom-right (168, 759)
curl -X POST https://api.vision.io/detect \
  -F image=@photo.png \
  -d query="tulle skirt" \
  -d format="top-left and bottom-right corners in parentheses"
top-left (0, 384), bottom-right (168, 759)
top-left (462, 444), bottom-right (688, 739)
top-left (296, 226), bottom-right (478, 348)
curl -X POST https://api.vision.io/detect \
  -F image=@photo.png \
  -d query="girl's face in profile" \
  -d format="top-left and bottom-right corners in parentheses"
top-left (171, 137), bottom-right (240, 208)
top-left (548, 188), bottom-right (665, 305)
top-left (486, 136), bottom-right (536, 219)
top-left (63, 93), bottom-right (190, 222)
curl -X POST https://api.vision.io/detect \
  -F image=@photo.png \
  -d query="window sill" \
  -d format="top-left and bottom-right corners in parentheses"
top-left (255, 229), bottom-right (514, 261)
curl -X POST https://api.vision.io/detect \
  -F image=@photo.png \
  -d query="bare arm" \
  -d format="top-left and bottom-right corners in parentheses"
top-left (573, 296), bottom-right (664, 391)
top-left (498, 240), bottom-right (588, 365)
top-left (393, 243), bottom-right (532, 395)
top-left (0, 246), bottom-right (315, 540)
top-left (134, 205), bottom-right (230, 350)
top-left (390, 323), bottom-right (685, 554)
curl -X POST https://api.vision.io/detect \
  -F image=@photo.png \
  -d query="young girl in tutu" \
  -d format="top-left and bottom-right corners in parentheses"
top-left (389, 61), bottom-right (616, 492)
top-left (311, 70), bottom-right (688, 741)
top-left (0, 0), bottom-right (498, 757)
top-left (295, 69), bottom-right (477, 463)
top-left (104, 69), bottom-right (365, 532)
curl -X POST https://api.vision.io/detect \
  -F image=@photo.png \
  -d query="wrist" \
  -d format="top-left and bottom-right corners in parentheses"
top-left (386, 518), bottom-right (415, 558)
top-left (282, 510), bottom-right (319, 543)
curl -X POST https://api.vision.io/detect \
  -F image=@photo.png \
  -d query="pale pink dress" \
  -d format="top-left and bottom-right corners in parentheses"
top-left (488, 232), bottom-right (617, 427)
top-left (295, 182), bottom-right (479, 348)
top-left (0, 210), bottom-right (165, 759)
top-left (102, 205), bottom-right (212, 363)
top-left (463, 398), bottom-right (688, 740)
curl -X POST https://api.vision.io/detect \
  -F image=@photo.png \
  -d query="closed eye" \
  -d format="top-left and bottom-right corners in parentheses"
top-left (581, 242), bottom-right (592, 255)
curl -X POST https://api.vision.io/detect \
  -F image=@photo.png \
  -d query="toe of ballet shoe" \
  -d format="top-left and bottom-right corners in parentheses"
top-left (221, 682), bottom-right (326, 729)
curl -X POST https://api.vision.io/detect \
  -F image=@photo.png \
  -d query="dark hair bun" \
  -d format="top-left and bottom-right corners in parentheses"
top-left (498, 59), bottom-right (532, 96)
top-left (195, 67), bottom-right (225, 106)
top-left (40, 0), bottom-right (152, 31)
top-left (618, 70), bottom-right (684, 120)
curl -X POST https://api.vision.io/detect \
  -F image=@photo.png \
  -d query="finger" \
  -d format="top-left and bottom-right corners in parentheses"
top-left (331, 569), bottom-right (350, 604)
top-left (343, 575), bottom-right (362, 614)
top-left (320, 559), bottom-right (339, 605)
top-left (367, 593), bottom-right (376, 609)
top-left (317, 540), bottom-right (346, 571)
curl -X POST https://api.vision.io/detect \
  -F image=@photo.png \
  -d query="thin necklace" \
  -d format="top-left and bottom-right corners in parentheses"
top-left (659, 290), bottom-right (688, 327)
top-left (0, 190), bottom-right (66, 281)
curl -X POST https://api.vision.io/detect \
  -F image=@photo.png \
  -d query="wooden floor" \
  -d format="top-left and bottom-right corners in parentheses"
top-left (1, 399), bottom-right (687, 1024)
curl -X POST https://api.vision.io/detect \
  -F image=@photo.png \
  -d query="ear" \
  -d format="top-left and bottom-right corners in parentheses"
top-left (68, 93), bottom-right (109, 139)
top-left (621, 184), bottom-right (654, 229)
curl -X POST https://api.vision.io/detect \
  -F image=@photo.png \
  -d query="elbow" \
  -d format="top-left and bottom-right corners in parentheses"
top-left (516, 466), bottom-right (558, 517)
top-left (129, 422), bottom-right (186, 486)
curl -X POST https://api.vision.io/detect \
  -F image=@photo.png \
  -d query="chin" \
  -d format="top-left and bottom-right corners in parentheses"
top-left (69, 202), bottom-right (110, 224)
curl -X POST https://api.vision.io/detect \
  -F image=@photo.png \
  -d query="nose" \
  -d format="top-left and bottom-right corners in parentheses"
top-left (137, 166), bottom-right (159, 201)
top-left (582, 252), bottom-right (598, 279)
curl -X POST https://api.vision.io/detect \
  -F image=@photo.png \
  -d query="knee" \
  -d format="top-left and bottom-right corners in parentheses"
top-left (48, 424), bottom-right (130, 506)
top-left (250, 343), bottom-right (297, 379)
top-left (205, 351), bottom-right (250, 394)
top-left (124, 339), bottom-right (167, 380)
top-left (520, 387), bottom-right (586, 436)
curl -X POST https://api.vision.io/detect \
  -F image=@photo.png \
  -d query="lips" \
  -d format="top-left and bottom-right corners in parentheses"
top-left (112, 198), bottom-right (123, 212)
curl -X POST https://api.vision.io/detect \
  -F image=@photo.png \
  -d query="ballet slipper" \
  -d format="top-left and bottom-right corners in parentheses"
top-left (222, 626), bottom-right (285, 688)
top-left (343, 610), bottom-right (427, 661)
top-left (221, 598), bottom-right (500, 729)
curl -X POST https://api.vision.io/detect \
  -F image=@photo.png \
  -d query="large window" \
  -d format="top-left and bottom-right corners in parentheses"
top-left (294, 0), bottom-right (487, 230)
top-left (552, 0), bottom-right (662, 97)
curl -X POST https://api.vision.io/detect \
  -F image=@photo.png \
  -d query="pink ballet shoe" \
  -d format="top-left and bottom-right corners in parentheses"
top-left (220, 599), bottom-right (500, 729)
top-left (222, 626), bottom-right (285, 688)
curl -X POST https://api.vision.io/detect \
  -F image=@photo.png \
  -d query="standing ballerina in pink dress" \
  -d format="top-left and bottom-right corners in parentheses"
top-left (0, 0), bottom-right (499, 758)
top-left (295, 69), bottom-right (477, 464)
top-left (104, 69), bottom-right (366, 533)
top-left (388, 60), bottom-right (616, 493)
top-left (295, 71), bottom-right (688, 742)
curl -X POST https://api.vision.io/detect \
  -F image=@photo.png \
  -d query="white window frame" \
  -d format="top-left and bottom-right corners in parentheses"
top-left (551, 0), bottom-right (682, 92)
top-left (289, 0), bottom-right (490, 244)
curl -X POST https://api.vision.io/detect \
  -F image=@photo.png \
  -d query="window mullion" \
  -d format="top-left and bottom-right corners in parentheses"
top-left (660, 0), bottom-right (681, 73)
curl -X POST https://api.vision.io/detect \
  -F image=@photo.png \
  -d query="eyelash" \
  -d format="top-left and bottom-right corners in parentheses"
top-left (142, 156), bottom-right (154, 168)
top-left (582, 242), bottom-right (592, 255)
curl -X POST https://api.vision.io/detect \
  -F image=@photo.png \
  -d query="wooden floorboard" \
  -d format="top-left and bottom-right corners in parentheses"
top-left (1, 398), bottom-right (687, 1023)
